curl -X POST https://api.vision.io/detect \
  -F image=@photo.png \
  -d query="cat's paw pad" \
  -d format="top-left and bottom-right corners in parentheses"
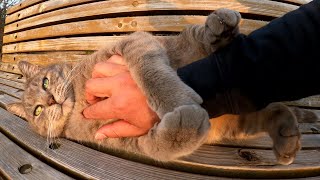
top-left (273, 120), bottom-right (301, 165)
top-left (205, 8), bottom-right (241, 46)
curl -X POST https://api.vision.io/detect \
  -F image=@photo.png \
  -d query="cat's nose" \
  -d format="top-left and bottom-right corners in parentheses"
top-left (47, 95), bottom-right (57, 106)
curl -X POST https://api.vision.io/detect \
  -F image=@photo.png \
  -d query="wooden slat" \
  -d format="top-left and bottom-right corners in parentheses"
top-left (0, 84), bottom-right (23, 99)
top-left (2, 52), bottom-right (88, 65)
top-left (213, 134), bottom-right (320, 149)
top-left (6, 0), bottom-right (98, 24)
top-left (0, 108), bottom-right (224, 179)
top-left (278, 0), bottom-right (312, 5)
top-left (0, 71), bottom-right (25, 83)
top-left (3, 36), bottom-right (123, 53)
top-left (0, 132), bottom-right (73, 179)
top-left (4, 0), bottom-right (297, 34)
top-left (3, 17), bottom-right (267, 44)
top-left (1, 108), bottom-right (320, 179)
top-left (0, 94), bottom-right (20, 109)
top-left (0, 63), bottom-right (21, 74)
top-left (285, 95), bottom-right (320, 107)
top-left (0, 77), bottom-right (24, 90)
top-left (6, 0), bottom-right (45, 15)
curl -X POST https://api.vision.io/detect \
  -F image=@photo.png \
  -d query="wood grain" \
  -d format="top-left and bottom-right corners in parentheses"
top-left (0, 63), bottom-right (21, 74)
top-left (0, 108), bottom-right (319, 179)
top-left (0, 84), bottom-right (23, 99)
top-left (2, 52), bottom-right (88, 65)
top-left (278, 0), bottom-right (312, 4)
top-left (0, 132), bottom-right (73, 179)
top-left (0, 94), bottom-right (20, 109)
top-left (6, 0), bottom-right (98, 24)
top-left (6, 0), bottom-right (45, 15)
top-left (0, 108), bottom-right (224, 179)
top-left (0, 71), bottom-right (25, 83)
top-left (0, 77), bottom-right (24, 90)
top-left (4, 0), bottom-right (297, 34)
top-left (3, 17), bottom-right (267, 44)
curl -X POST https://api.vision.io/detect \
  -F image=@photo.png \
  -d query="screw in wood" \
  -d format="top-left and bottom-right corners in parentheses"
top-left (131, 21), bottom-right (137, 27)
top-left (132, 1), bottom-right (139, 7)
top-left (118, 23), bottom-right (123, 28)
top-left (18, 164), bottom-right (32, 174)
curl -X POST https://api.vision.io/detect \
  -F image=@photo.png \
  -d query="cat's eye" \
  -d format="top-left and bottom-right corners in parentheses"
top-left (34, 105), bottom-right (43, 116)
top-left (43, 78), bottom-right (49, 90)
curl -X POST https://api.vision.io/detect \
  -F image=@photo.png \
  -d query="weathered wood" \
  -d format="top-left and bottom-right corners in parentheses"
top-left (0, 77), bottom-right (24, 90)
top-left (0, 94), bottom-right (20, 109)
top-left (285, 95), bottom-right (320, 107)
top-left (0, 71), bottom-right (25, 83)
top-left (0, 107), bottom-right (319, 179)
top-left (279, 0), bottom-right (312, 5)
top-left (3, 17), bottom-right (267, 44)
top-left (0, 108), bottom-right (225, 179)
top-left (6, 0), bottom-right (45, 15)
top-left (0, 132), bottom-right (73, 179)
top-left (6, 0), bottom-right (98, 24)
top-left (213, 134), bottom-right (320, 149)
top-left (3, 36), bottom-right (124, 53)
top-left (4, 0), bottom-right (297, 34)
top-left (0, 62), bottom-right (21, 74)
top-left (0, 84), bottom-right (23, 99)
top-left (2, 52), bottom-right (88, 65)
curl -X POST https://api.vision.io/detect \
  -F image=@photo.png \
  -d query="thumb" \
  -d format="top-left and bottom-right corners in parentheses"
top-left (95, 120), bottom-right (148, 139)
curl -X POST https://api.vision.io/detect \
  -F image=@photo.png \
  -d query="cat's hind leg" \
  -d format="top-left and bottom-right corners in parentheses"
top-left (112, 32), bottom-right (210, 161)
top-left (263, 103), bottom-right (301, 165)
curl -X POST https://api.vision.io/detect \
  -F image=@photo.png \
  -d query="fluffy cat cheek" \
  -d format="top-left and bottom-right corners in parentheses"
top-left (62, 97), bottom-right (74, 116)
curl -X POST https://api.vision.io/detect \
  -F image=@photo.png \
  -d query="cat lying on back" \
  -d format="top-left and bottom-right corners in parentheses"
top-left (7, 8), bottom-right (315, 165)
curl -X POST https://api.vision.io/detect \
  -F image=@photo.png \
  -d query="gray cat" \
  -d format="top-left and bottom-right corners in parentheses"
top-left (7, 9), bottom-right (311, 165)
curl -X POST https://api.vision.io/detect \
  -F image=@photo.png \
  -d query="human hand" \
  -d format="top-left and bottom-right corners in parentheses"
top-left (83, 55), bottom-right (160, 140)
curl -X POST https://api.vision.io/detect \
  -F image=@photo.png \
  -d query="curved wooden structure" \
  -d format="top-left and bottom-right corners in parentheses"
top-left (0, 0), bottom-right (319, 179)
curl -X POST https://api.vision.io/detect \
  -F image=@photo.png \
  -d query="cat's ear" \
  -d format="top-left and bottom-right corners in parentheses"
top-left (18, 61), bottom-right (40, 79)
top-left (7, 102), bottom-right (27, 119)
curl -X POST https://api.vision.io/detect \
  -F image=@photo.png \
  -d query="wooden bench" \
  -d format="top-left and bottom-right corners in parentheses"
top-left (0, 0), bottom-right (319, 179)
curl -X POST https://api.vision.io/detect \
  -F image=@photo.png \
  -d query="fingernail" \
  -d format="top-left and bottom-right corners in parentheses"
top-left (95, 133), bottom-right (107, 140)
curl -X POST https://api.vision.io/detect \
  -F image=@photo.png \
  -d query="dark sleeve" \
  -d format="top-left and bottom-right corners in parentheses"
top-left (178, 0), bottom-right (320, 108)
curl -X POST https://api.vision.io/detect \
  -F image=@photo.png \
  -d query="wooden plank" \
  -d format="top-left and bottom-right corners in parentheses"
top-left (0, 132), bottom-right (73, 179)
top-left (3, 16), bottom-right (267, 44)
top-left (1, 108), bottom-right (320, 179)
top-left (4, 0), bottom-right (297, 34)
top-left (0, 77), bottom-right (24, 90)
top-left (2, 52), bottom-right (88, 65)
top-left (278, 0), bottom-right (312, 5)
top-left (285, 95), bottom-right (320, 107)
top-left (212, 134), bottom-right (320, 149)
top-left (0, 84), bottom-right (23, 99)
top-left (6, 0), bottom-right (98, 24)
top-left (0, 71), bottom-right (25, 83)
top-left (3, 36), bottom-right (123, 53)
top-left (6, 0), bottom-right (46, 15)
top-left (0, 63), bottom-right (21, 74)
top-left (0, 94), bottom-right (20, 109)
top-left (0, 108), bottom-right (225, 179)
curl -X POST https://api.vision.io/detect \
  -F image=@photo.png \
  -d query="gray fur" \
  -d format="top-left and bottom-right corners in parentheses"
top-left (7, 9), bottom-right (314, 164)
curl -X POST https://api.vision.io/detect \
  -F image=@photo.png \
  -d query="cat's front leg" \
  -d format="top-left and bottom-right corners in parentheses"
top-left (112, 32), bottom-right (210, 161)
top-left (204, 8), bottom-right (241, 52)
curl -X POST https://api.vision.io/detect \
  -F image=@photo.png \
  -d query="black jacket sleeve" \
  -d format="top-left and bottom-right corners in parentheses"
top-left (178, 0), bottom-right (320, 108)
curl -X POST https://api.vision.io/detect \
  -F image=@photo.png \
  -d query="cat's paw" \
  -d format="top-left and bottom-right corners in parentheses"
top-left (205, 8), bottom-right (241, 48)
top-left (140, 105), bottom-right (210, 161)
top-left (273, 125), bottom-right (301, 165)
top-left (266, 103), bottom-right (301, 165)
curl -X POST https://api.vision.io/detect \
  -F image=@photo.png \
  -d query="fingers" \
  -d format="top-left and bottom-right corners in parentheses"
top-left (83, 98), bottom-right (118, 120)
top-left (92, 56), bottom-right (128, 78)
top-left (107, 55), bottom-right (127, 65)
top-left (95, 120), bottom-right (148, 139)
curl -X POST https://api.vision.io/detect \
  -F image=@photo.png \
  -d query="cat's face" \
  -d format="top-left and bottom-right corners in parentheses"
top-left (8, 61), bottom-right (75, 138)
